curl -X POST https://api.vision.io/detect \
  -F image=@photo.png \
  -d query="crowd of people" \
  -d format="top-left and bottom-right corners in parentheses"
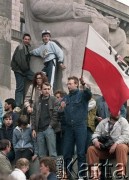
top-left (0, 30), bottom-right (129, 180)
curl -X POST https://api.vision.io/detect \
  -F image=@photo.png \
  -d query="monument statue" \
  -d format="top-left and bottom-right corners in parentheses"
top-left (24, 0), bottom-right (126, 94)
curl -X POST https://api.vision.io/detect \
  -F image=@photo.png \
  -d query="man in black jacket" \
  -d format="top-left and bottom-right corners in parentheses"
top-left (0, 112), bottom-right (15, 162)
top-left (11, 33), bottom-right (34, 109)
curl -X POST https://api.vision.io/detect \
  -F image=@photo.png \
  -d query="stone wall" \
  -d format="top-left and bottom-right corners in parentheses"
top-left (9, 0), bottom-right (21, 102)
top-left (10, 0), bottom-right (23, 101)
top-left (0, 0), bottom-right (12, 103)
top-left (12, 0), bottom-right (21, 31)
top-left (0, 0), bottom-right (23, 103)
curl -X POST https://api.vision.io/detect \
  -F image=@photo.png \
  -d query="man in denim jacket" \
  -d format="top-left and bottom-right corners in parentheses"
top-left (60, 76), bottom-right (92, 178)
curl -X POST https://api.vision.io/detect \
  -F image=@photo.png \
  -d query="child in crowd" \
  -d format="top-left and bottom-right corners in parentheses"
top-left (0, 112), bottom-right (15, 162)
top-left (9, 158), bottom-right (29, 180)
top-left (13, 115), bottom-right (38, 162)
top-left (4, 98), bottom-right (19, 126)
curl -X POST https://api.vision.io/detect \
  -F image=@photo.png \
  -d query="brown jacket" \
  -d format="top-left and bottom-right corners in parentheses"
top-left (31, 95), bottom-right (59, 132)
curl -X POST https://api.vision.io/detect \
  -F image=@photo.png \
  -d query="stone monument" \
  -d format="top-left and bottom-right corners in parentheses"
top-left (24, 0), bottom-right (126, 94)
top-left (0, 0), bottom-right (12, 100)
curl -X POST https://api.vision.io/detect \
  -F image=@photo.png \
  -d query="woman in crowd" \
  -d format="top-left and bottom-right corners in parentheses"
top-left (24, 71), bottom-right (48, 114)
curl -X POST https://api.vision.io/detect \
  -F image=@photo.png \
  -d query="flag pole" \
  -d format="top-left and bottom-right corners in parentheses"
top-left (81, 24), bottom-right (90, 79)
top-left (81, 69), bottom-right (83, 79)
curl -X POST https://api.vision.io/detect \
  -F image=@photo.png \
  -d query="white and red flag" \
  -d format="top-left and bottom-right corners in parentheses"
top-left (82, 25), bottom-right (129, 116)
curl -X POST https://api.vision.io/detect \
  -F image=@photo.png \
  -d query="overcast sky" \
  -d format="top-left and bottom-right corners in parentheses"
top-left (116, 0), bottom-right (129, 6)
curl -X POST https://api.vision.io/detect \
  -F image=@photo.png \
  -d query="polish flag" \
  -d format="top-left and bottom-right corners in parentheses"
top-left (82, 25), bottom-right (129, 116)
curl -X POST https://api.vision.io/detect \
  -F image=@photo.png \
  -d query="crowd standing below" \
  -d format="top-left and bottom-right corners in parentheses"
top-left (0, 31), bottom-right (128, 180)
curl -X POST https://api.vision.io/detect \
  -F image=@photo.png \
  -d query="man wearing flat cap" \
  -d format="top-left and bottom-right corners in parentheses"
top-left (31, 30), bottom-right (66, 92)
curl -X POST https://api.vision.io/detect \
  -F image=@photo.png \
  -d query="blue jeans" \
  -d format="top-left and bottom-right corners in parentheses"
top-left (56, 131), bottom-right (64, 156)
top-left (14, 71), bottom-right (34, 107)
top-left (37, 127), bottom-right (57, 158)
top-left (63, 124), bottom-right (87, 174)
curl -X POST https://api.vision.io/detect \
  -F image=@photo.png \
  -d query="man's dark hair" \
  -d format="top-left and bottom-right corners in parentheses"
top-left (42, 82), bottom-right (51, 88)
top-left (3, 112), bottom-right (12, 120)
top-left (54, 90), bottom-right (67, 98)
top-left (68, 76), bottom-right (79, 87)
top-left (5, 98), bottom-right (16, 110)
top-left (22, 33), bottom-right (31, 40)
top-left (17, 115), bottom-right (28, 127)
top-left (40, 157), bottom-right (56, 173)
top-left (0, 139), bottom-right (10, 151)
